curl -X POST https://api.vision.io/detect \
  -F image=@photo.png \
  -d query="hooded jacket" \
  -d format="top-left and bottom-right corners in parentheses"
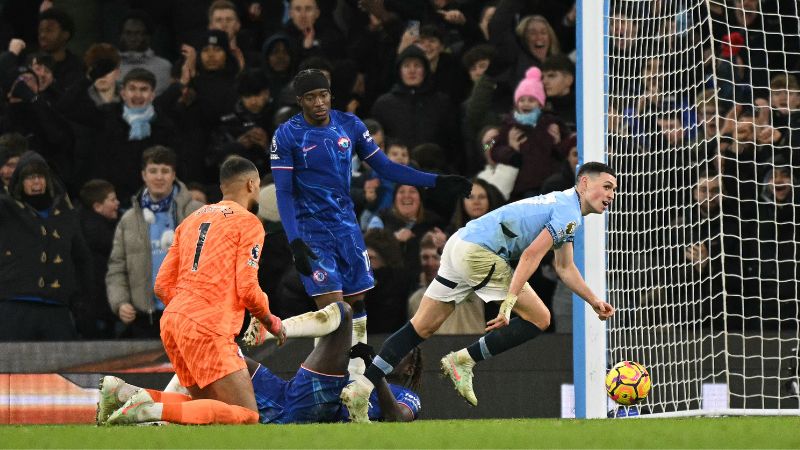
top-left (0, 151), bottom-right (92, 307)
top-left (370, 46), bottom-right (460, 164)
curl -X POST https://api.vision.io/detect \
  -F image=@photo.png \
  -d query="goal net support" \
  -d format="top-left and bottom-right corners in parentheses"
top-left (577, 0), bottom-right (800, 417)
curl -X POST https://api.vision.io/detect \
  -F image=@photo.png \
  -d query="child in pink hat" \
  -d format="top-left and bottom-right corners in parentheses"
top-left (487, 66), bottom-right (568, 200)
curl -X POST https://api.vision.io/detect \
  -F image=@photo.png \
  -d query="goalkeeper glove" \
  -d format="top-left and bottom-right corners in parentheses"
top-left (289, 238), bottom-right (318, 276)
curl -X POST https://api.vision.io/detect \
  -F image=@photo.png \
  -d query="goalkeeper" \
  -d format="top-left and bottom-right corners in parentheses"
top-left (341, 162), bottom-right (617, 422)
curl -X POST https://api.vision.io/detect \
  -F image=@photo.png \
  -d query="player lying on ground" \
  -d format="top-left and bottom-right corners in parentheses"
top-left (97, 302), bottom-right (421, 424)
top-left (340, 162), bottom-right (617, 422)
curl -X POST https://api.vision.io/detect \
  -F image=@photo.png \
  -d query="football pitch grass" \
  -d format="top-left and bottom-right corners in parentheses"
top-left (1, 417), bottom-right (799, 448)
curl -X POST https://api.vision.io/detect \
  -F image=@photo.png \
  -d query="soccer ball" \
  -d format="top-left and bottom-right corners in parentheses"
top-left (605, 361), bottom-right (651, 406)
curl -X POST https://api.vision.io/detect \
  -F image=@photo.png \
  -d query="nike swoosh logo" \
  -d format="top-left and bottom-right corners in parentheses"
top-left (302, 145), bottom-right (317, 152)
top-left (121, 401), bottom-right (146, 415)
top-left (449, 359), bottom-right (461, 381)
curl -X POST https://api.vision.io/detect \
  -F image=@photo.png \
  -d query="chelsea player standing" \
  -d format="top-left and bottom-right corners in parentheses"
top-left (341, 162), bottom-right (618, 422)
top-left (271, 69), bottom-right (472, 376)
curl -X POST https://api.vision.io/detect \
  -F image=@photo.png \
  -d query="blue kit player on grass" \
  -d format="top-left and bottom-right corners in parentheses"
top-left (270, 69), bottom-right (471, 376)
top-left (341, 162), bottom-right (618, 422)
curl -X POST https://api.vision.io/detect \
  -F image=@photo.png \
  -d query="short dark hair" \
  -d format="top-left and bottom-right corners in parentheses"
top-left (461, 44), bottom-right (495, 70)
top-left (39, 8), bottom-right (75, 39)
top-left (236, 69), bottom-right (270, 97)
top-left (576, 161), bottom-right (616, 181)
top-left (141, 145), bottom-right (177, 170)
top-left (122, 68), bottom-right (156, 89)
top-left (0, 132), bottom-right (29, 153)
top-left (363, 118), bottom-right (383, 135)
top-left (220, 155), bottom-right (258, 183)
top-left (208, 0), bottom-right (238, 19)
top-left (541, 54), bottom-right (575, 75)
top-left (419, 24), bottom-right (444, 42)
top-left (80, 179), bottom-right (115, 209)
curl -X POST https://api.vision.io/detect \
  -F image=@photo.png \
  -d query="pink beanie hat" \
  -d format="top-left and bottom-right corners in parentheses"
top-left (514, 67), bottom-right (546, 106)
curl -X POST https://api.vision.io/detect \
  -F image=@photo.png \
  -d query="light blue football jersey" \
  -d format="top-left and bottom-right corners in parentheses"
top-left (459, 187), bottom-right (583, 261)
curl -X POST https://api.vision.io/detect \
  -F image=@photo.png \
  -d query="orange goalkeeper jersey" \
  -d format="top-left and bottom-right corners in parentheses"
top-left (154, 200), bottom-right (270, 337)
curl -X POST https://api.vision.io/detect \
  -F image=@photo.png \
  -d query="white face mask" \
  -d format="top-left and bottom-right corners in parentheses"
top-left (513, 108), bottom-right (541, 126)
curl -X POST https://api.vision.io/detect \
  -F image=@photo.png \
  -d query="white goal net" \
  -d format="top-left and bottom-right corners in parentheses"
top-left (604, 0), bottom-right (799, 415)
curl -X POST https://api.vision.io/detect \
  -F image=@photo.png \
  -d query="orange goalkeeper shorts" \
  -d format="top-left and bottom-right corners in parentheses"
top-left (160, 311), bottom-right (246, 389)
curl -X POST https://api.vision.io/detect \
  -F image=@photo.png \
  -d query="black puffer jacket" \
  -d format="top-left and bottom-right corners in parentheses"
top-left (370, 46), bottom-right (460, 165)
top-left (0, 152), bottom-right (92, 307)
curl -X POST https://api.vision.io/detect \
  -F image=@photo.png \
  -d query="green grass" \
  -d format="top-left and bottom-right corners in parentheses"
top-left (1, 417), bottom-right (799, 449)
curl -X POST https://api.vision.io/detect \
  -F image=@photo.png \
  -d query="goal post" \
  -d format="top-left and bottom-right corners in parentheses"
top-left (577, 0), bottom-right (800, 417)
top-left (574, 0), bottom-right (610, 419)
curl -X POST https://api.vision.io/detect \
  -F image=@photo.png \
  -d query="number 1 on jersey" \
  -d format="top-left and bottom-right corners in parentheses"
top-left (192, 222), bottom-right (211, 271)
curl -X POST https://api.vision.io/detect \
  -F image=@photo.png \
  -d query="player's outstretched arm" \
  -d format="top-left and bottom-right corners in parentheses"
top-left (235, 218), bottom-right (285, 343)
top-left (487, 229), bottom-right (554, 331)
top-left (553, 242), bottom-right (614, 320)
top-left (154, 226), bottom-right (181, 306)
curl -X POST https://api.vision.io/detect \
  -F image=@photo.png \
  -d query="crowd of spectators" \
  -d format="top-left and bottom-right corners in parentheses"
top-left (0, 0), bottom-right (796, 340)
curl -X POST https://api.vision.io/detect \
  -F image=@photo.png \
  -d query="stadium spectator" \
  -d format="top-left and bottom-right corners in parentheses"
top-left (358, 139), bottom-right (411, 229)
top-left (118, 10), bottom-right (172, 96)
top-left (37, 8), bottom-right (85, 90)
top-left (57, 67), bottom-right (179, 207)
top-left (489, 67), bottom-right (568, 200)
top-left (1, 66), bottom-right (75, 190)
top-left (210, 68), bottom-right (275, 175)
top-left (0, 151), bottom-right (92, 341)
top-left (474, 125), bottom-right (518, 201)
top-left (207, 0), bottom-right (260, 70)
top-left (446, 178), bottom-right (503, 235)
top-left (541, 54), bottom-right (576, 131)
top-left (408, 231), bottom-right (485, 335)
top-left (189, 29), bottom-right (240, 129)
top-left (367, 184), bottom-right (446, 276)
top-left (260, 33), bottom-right (298, 98)
top-left (105, 146), bottom-right (203, 339)
top-left (0, 143), bottom-right (24, 191)
top-left (417, 24), bottom-right (471, 105)
top-left (755, 157), bottom-right (798, 327)
top-left (361, 229), bottom-right (410, 333)
top-left (25, 52), bottom-right (59, 104)
top-left (283, 0), bottom-right (346, 60)
top-left (489, 6), bottom-right (562, 95)
top-left (77, 179), bottom-right (121, 339)
top-left (370, 45), bottom-right (460, 167)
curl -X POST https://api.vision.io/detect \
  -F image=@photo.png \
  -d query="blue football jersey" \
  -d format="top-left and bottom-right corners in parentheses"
top-left (459, 188), bottom-right (583, 261)
top-left (271, 110), bottom-right (380, 238)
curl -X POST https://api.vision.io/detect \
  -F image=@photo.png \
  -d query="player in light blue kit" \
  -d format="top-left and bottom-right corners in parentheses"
top-left (341, 162), bottom-right (618, 422)
top-left (271, 69), bottom-right (471, 376)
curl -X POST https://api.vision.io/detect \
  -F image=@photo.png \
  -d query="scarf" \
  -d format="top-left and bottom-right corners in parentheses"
top-left (122, 104), bottom-right (155, 141)
top-left (140, 186), bottom-right (175, 213)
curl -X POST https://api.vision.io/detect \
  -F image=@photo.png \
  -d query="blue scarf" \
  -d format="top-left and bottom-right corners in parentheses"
top-left (122, 104), bottom-right (155, 141)
top-left (140, 186), bottom-right (175, 213)
top-left (513, 108), bottom-right (541, 127)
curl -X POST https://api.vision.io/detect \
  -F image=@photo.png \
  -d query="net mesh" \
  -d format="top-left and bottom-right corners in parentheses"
top-left (605, 0), bottom-right (800, 414)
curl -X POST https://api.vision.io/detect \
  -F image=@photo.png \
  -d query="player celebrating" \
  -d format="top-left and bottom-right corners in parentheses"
top-left (271, 69), bottom-right (472, 375)
top-left (103, 156), bottom-right (285, 425)
top-left (341, 162), bottom-right (617, 422)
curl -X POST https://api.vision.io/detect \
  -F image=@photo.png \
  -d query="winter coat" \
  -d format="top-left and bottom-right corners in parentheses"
top-left (105, 180), bottom-right (202, 317)
top-left (0, 152), bottom-right (92, 307)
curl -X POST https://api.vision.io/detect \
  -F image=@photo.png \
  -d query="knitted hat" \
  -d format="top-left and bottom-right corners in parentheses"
top-left (514, 67), bottom-right (546, 106)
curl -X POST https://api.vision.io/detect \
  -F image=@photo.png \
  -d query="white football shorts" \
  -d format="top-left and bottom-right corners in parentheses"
top-left (424, 231), bottom-right (529, 304)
